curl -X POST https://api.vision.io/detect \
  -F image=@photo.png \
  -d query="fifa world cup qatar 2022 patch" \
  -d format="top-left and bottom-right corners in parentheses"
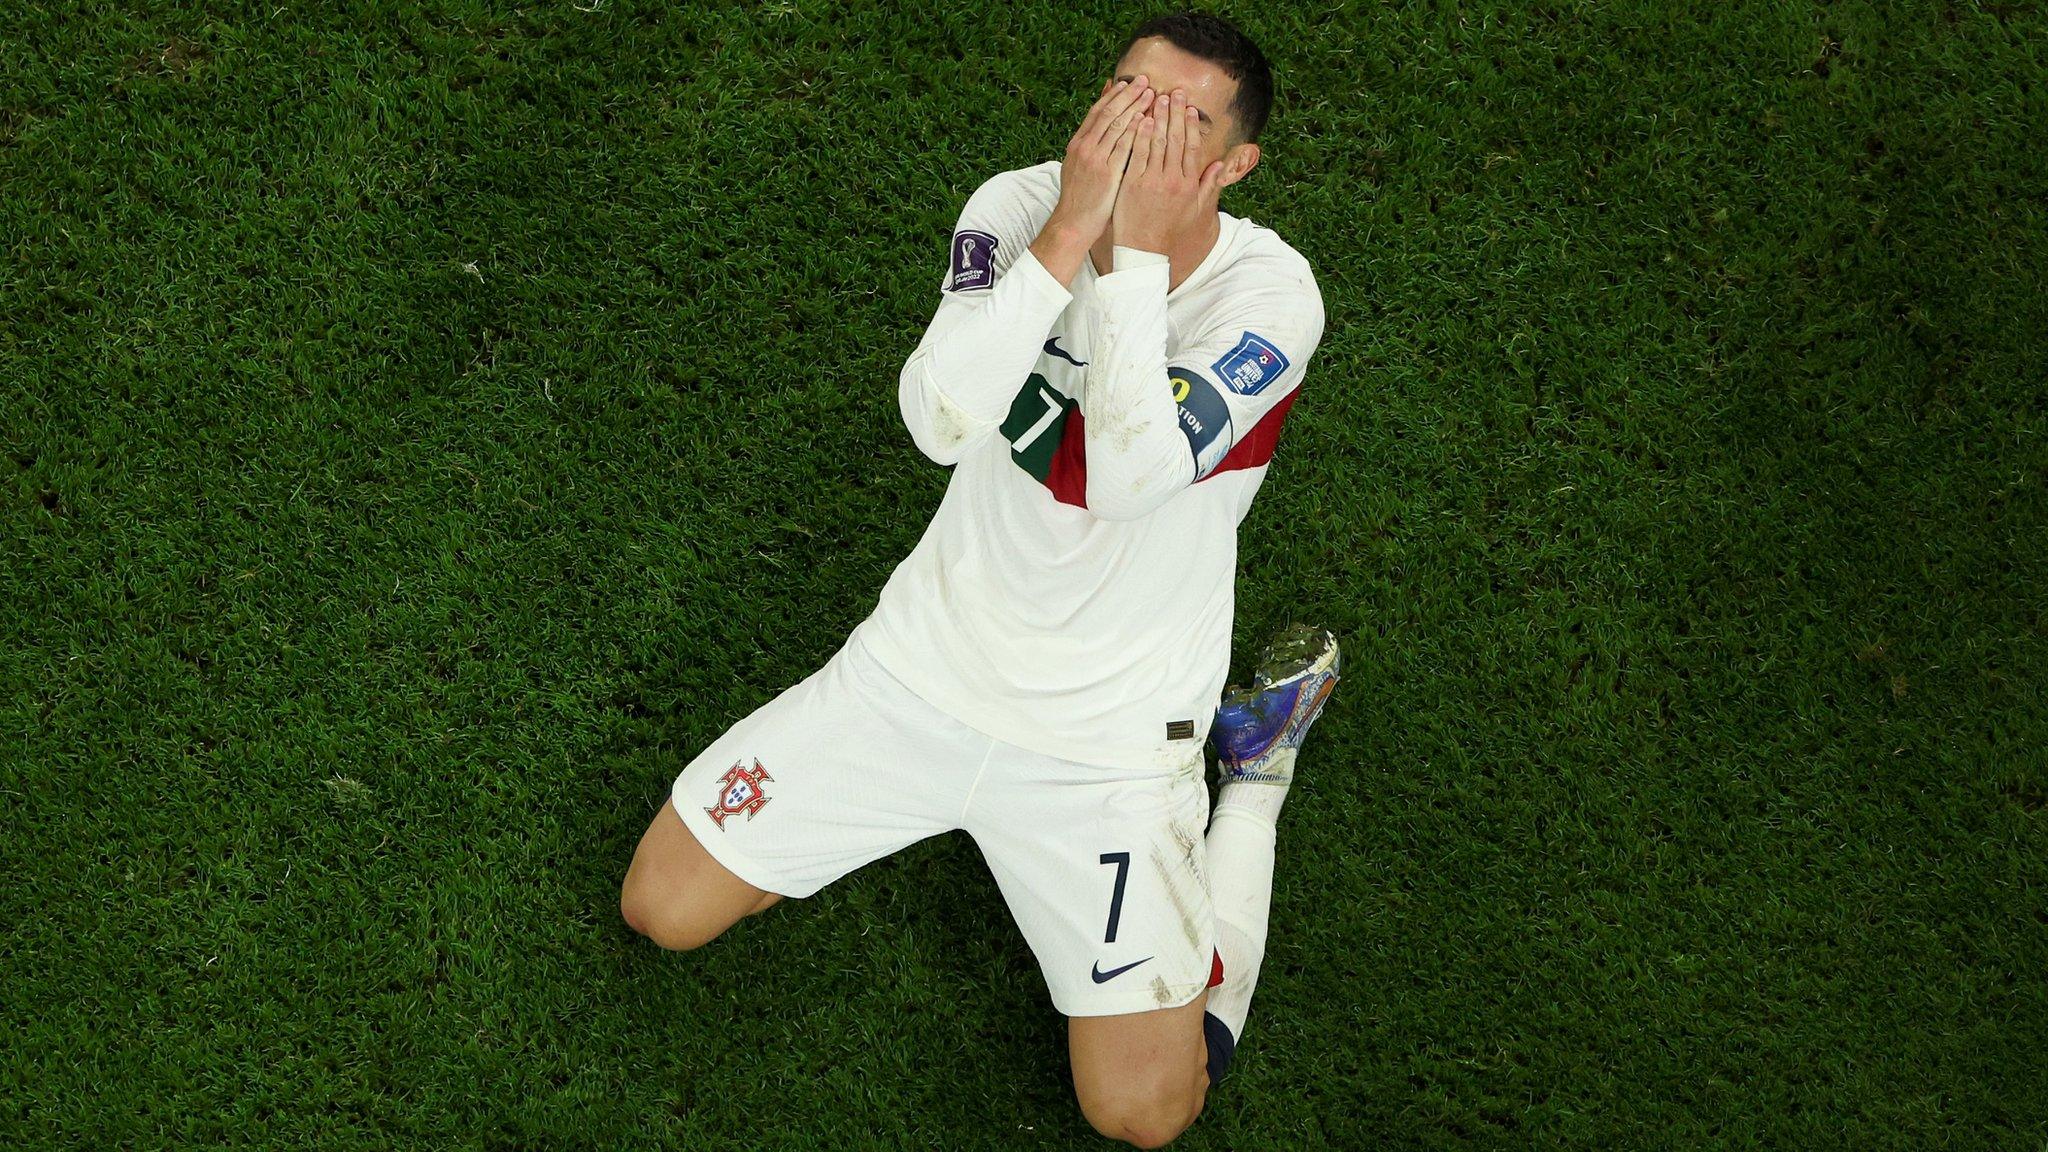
top-left (1211, 331), bottom-right (1292, 396)
top-left (706, 758), bottom-right (773, 829)
top-left (949, 229), bottom-right (998, 291)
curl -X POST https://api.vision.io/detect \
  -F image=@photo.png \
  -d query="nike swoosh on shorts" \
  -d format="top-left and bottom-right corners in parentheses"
top-left (1091, 956), bottom-right (1153, 983)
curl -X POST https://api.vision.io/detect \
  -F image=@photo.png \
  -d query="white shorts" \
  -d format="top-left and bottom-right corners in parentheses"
top-left (670, 630), bottom-right (1217, 1017)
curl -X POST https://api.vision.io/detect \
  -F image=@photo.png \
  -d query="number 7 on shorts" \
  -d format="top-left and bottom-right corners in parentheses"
top-left (1099, 851), bottom-right (1131, 944)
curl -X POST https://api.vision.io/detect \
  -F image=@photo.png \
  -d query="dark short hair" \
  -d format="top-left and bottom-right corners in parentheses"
top-left (1119, 10), bottom-right (1274, 146)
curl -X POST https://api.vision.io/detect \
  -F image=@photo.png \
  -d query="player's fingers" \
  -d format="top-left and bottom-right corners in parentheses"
top-left (1112, 74), bottom-right (1151, 117)
top-left (1100, 98), bottom-right (1146, 156)
top-left (1128, 101), bottom-right (1151, 174)
top-left (1073, 83), bottom-right (1107, 147)
top-left (1073, 79), bottom-right (1112, 146)
top-left (1166, 89), bottom-right (1188, 176)
top-left (1112, 111), bottom-right (1142, 174)
top-left (1146, 92), bottom-right (1170, 170)
top-left (1085, 75), bottom-right (1119, 121)
top-left (1089, 76), bottom-right (1150, 149)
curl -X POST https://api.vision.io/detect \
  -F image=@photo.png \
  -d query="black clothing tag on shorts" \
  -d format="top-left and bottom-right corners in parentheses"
top-left (1166, 719), bottom-right (1196, 740)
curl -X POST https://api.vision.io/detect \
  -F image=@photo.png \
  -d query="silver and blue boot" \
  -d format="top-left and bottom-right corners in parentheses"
top-left (1210, 623), bottom-right (1341, 785)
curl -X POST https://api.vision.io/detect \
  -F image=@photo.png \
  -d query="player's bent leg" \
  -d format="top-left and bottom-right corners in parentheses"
top-left (1068, 987), bottom-right (1212, 1149)
top-left (620, 798), bottom-right (784, 951)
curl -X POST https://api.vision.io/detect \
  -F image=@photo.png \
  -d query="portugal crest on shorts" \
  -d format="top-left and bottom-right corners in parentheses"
top-left (706, 758), bottom-right (773, 829)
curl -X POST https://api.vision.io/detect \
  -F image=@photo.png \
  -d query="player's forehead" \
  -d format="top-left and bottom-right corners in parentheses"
top-left (1113, 37), bottom-right (1235, 129)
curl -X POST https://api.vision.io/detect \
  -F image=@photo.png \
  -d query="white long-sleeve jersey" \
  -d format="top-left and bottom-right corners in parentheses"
top-left (846, 159), bottom-right (1327, 772)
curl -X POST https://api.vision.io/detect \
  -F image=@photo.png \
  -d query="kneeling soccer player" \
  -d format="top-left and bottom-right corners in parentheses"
top-left (622, 13), bottom-right (1336, 1147)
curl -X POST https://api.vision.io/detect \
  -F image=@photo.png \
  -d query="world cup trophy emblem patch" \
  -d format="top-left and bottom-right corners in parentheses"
top-left (706, 758), bottom-right (773, 829)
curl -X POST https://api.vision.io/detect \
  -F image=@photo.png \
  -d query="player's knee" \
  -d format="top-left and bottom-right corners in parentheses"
top-left (619, 879), bottom-right (721, 952)
top-left (1081, 1084), bottom-right (1203, 1149)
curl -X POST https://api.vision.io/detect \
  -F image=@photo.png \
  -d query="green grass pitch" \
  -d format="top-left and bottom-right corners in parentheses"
top-left (4, 2), bottom-right (2044, 1147)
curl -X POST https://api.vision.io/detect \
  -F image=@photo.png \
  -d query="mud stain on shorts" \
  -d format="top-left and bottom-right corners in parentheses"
top-left (1151, 842), bottom-right (1207, 962)
top-left (1169, 813), bottom-right (1206, 891)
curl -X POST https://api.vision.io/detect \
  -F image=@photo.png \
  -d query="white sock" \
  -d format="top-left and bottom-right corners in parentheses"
top-left (1202, 746), bottom-right (1294, 1039)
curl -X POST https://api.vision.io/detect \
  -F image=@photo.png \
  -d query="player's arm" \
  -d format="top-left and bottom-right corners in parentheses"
top-left (898, 79), bottom-right (1152, 467)
top-left (1078, 251), bottom-right (1324, 521)
top-left (896, 173), bottom-right (1076, 467)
